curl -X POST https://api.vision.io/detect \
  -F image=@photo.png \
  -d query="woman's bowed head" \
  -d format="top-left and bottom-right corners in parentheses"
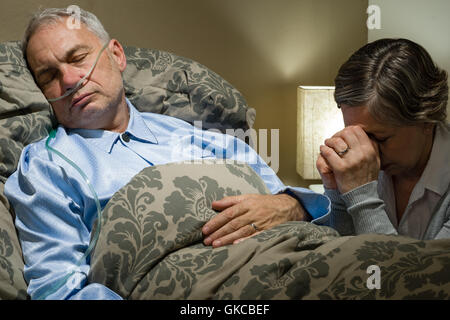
top-left (317, 38), bottom-right (448, 223)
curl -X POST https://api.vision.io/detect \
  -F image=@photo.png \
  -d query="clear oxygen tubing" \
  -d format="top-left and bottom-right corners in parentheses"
top-left (46, 42), bottom-right (108, 102)
top-left (34, 43), bottom-right (108, 300)
top-left (34, 129), bottom-right (103, 300)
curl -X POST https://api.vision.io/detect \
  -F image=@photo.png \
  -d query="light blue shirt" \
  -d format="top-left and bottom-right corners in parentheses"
top-left (5, 99), bottom-right (330, 300)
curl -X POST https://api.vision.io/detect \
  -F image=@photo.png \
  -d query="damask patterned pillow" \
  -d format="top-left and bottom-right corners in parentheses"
top-left (0, 42), bottom-right (54, 184)
top-left (89, 161), bottom-right (271, 298)
top-left (123, 46), bottom-right (256, 132)
top-left (0, 184), bottom-right (28, 300)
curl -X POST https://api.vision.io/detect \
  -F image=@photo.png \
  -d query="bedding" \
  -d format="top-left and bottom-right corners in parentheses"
top-left (89, 162), bottom-right (450, 299)
top-left (0, 183), bottom-right (27, 300)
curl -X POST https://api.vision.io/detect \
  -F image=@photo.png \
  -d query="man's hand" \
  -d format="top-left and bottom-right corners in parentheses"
top-left (202, 193), bottom-right (308, 248)
top-left (319, 126), bottom-right (380, 194)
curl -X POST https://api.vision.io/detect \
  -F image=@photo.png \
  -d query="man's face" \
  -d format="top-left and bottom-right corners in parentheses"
top-left (26, 18), bottom-right (128, 131)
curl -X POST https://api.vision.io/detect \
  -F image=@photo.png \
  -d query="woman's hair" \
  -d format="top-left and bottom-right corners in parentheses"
top-left (22, 7), bottom-right (110, 57)
top-left (334, 38), bottom-right (448, 126)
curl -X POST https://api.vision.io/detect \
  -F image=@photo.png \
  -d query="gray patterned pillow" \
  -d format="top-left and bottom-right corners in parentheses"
top-left (0, 183), bottom-right (28, 300)
top-left (123, 46), bottom-right (256, 132)
top-left (0, 42), bottom-right (54, 184)
top-left (89, 161), bottom-right (270, 298)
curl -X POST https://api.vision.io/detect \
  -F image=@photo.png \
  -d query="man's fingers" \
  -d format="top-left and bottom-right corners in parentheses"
top-left (203, 212), bottom-right (250, 246)
top-left (202, 204), bottom-right (249, 241)
top-left (204, 194), bottom-right (258, 236)
top-left (210, 223), bottom-right (256, 248)
top-left (211, 194), bottom-right (256, 211)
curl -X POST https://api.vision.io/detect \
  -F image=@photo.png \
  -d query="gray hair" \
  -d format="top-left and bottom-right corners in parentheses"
top-left (22, 7), bottom-right (110, 57)
top-left (334, 38), bottom-right (448, 127)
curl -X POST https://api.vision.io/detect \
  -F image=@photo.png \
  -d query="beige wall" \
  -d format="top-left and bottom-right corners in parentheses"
top-left (368, 0), bottom-right (450, 120)
top-left (0, 0), bottom-right (368, 187)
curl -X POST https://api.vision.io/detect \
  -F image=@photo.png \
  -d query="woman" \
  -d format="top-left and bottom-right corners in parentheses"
top-left (317, 38), bottom-right (449, 239)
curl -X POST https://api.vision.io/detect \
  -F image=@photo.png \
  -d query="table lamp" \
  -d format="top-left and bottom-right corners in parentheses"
top-left (296, 86), bottom-right (344, 182)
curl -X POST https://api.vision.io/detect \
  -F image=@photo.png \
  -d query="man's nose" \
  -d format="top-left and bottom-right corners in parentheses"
top-left (60, 65), bottom-right (84, 92)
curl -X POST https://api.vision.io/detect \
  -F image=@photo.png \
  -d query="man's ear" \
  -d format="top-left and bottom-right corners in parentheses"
top-left (108, 39), bottom-right (127, 72)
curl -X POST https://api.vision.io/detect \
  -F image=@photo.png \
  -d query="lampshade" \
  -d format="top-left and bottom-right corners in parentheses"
top-left (296, 86), bottom-right (344, 179)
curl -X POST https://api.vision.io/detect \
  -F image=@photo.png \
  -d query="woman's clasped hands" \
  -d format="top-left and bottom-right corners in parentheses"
top-left (317, 125), bottom-right (381, 194)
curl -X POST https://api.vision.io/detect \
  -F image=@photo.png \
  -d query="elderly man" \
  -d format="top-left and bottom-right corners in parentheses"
top-left (5, 8), bottom-right (330, 299)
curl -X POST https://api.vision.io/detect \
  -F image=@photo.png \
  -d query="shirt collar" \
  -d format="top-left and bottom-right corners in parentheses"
top-left (69, 98), bottom-right (158, 153)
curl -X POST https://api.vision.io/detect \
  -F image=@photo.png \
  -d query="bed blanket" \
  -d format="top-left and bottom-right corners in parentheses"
top-left (88, 162), bottom-right (450, 299)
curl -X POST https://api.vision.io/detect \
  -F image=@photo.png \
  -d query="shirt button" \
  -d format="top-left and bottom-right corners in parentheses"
top-left (122, 132), bottom-right (131, 142)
